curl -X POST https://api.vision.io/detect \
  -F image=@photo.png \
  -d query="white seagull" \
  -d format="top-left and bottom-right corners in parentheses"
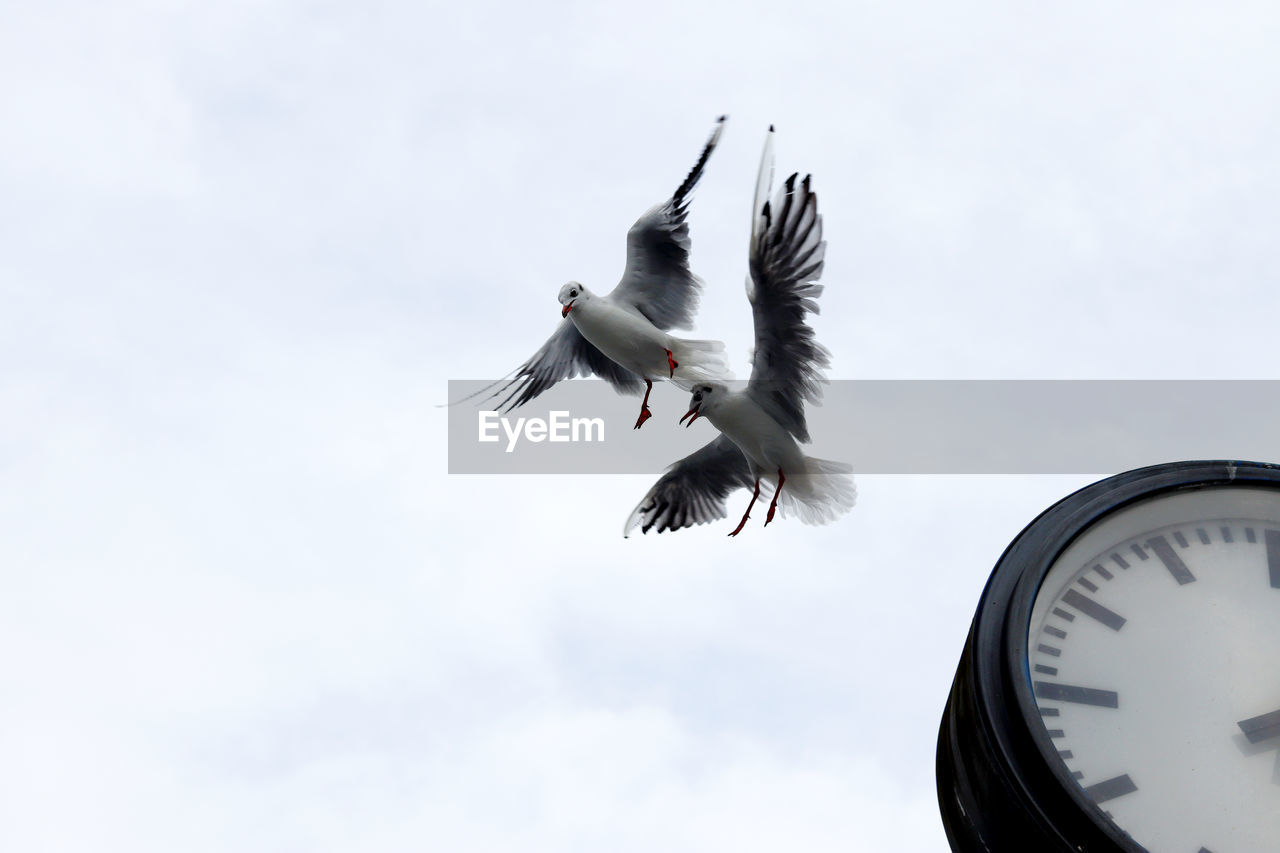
top-left (625, 126), bottom-right (855, 536)
top-left (482, 117), bottom-right (731, 429)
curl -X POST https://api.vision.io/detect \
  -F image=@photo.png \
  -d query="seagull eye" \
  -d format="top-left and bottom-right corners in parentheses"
top-left (570, 289), bottom-right (578, 297)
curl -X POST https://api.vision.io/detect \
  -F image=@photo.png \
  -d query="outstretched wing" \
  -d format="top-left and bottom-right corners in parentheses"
top-left (485, 320), bottom-right (644, 412)
top-left (746, 127), bottom-right (829, 443)
top-left (624, 434), bottom-right (754, 536)
top-left (610, 116), bottom-right (726, 331)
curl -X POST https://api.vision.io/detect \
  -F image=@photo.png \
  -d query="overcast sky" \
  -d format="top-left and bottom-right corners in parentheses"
top-left (4, 2), bottom-right (1280, 851)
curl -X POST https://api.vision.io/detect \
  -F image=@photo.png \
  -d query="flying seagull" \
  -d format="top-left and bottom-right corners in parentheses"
top-left (480, 117), bottom-right (731, 429)
top-left (625, 126), bottom-right (855, 536)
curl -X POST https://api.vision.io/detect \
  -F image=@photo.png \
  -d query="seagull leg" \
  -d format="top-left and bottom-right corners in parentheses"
top-left (633, 378), bottom-right (654, 429)
top-left (765, 468), bottom-right (785, 525)
top-left (665, 348), bottom-right (678, 377)
top-left (728, 479), bottom-right (761, 537)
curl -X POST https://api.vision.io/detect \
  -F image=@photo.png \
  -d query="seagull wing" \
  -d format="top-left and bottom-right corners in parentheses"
top-left (624, 434), bottom-right (755, 536)
top-left (485, 319), bottom-right (644, 412)
top-left (745, 127), bottom-right (829, 443)
top-left (609, 116), bottom-right (726, 330)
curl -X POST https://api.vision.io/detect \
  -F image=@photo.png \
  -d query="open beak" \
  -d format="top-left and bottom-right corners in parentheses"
top-left (561, 300), bottom-right (575, 318)
top-left (679, 407), bottom-right (700, 427)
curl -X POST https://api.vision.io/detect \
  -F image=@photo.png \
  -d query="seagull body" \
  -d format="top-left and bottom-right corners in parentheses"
top-left (484, 117), bottom-right (730, 428)
top-left (692, 391), bottom-right (806, 476)
top-left (676, 379), bottom-right (853, 533)
top-left (559, 282), bottom-right (727, 422)
top-left (626, 126), bottom-right (855, 536)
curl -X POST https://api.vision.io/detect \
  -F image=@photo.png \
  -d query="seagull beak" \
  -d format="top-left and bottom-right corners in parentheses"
top-left (561, 301), bottom-right (574, 318)
top-left (680, 407), bottom-right (700, 426)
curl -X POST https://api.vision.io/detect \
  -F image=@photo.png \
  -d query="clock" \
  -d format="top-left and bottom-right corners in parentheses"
top-left (937, 460), bottom-right (1280, 852)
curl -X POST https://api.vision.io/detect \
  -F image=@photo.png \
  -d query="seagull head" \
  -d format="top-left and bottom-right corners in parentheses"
top-left (558, 282), bottom-right (589, 318)
top-left (679, 382), bottom-right (724, 427)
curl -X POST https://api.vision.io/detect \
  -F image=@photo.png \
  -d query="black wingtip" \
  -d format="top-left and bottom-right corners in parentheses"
top-left (672, 118), bottom-right (725, 206)
top-left (717, 114), bottom-right (728, 122)
top-left (768, 124), bottom-right (775, 132)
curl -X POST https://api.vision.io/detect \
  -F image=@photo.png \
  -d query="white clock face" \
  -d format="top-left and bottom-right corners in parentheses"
top-left (1027, 487), bottom-right (1280, 853)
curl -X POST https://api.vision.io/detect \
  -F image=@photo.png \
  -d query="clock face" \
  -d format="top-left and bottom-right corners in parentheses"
top-left (1026, 487), bottom-right (1280, 852)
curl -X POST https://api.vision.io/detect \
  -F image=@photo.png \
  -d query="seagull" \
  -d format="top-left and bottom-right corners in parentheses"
top-left (480, 117), bottom-right (731, 429)
top-left (625, 126), bottom-right (855, 536)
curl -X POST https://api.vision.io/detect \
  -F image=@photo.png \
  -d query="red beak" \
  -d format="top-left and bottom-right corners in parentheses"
top-left (561, 301), bottom-right (574, 318)
top-left (680, 407), bottom-right (699, 426)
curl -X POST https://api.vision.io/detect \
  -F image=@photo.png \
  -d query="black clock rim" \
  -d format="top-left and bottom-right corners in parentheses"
top-left (938, 459), bottom-right (1280, 852)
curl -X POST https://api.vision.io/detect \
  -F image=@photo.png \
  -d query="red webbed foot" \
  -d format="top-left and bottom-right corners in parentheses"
top-left (764, 469), bottom-right (785, 526)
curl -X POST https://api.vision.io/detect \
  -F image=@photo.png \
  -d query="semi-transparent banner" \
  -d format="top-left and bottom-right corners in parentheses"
top-left (446, 380), bottom-right (1280, 475)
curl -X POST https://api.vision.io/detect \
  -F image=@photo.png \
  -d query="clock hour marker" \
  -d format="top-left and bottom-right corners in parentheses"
top-left (1110, 552), bottom-right (1130, 569)
top-left (1061, 588), bottom-right (1126, 631)
top-left (1266, 530), bottom-right (1280, 589)
top-left (1034, 681), bottom-right (1119, 708)
top-left (1077, 576), bottom-right (1098, 592)
top-left (1052, 607), bottom-right (1075, 622)
top-left (1034, 664), bottom-right (1058, 675)
top-left (1173, 530), bottom-right (1190, 548)
top-left (1083, 773), bottom-right (1138, 804)
top-left (1220, 525), bottom-right (1233, 543)
top-left (1092, 563), bottom-right (1113, 580)
top-left (1197, 527), bottom-right (1211, 544)
top-left (1037, 643), bottom-right (1061, 657)
top-left (1246, 526), bottom-right (1257, 543)
top-left (1130, 543), bottom-right (1148, 561)
top-left (1237, 709), bottom-right (1280, 744)
top-left (1044, 626), bottom-right (1067, 639)
top-left (1147, 535), bottom-right (1196, 585)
